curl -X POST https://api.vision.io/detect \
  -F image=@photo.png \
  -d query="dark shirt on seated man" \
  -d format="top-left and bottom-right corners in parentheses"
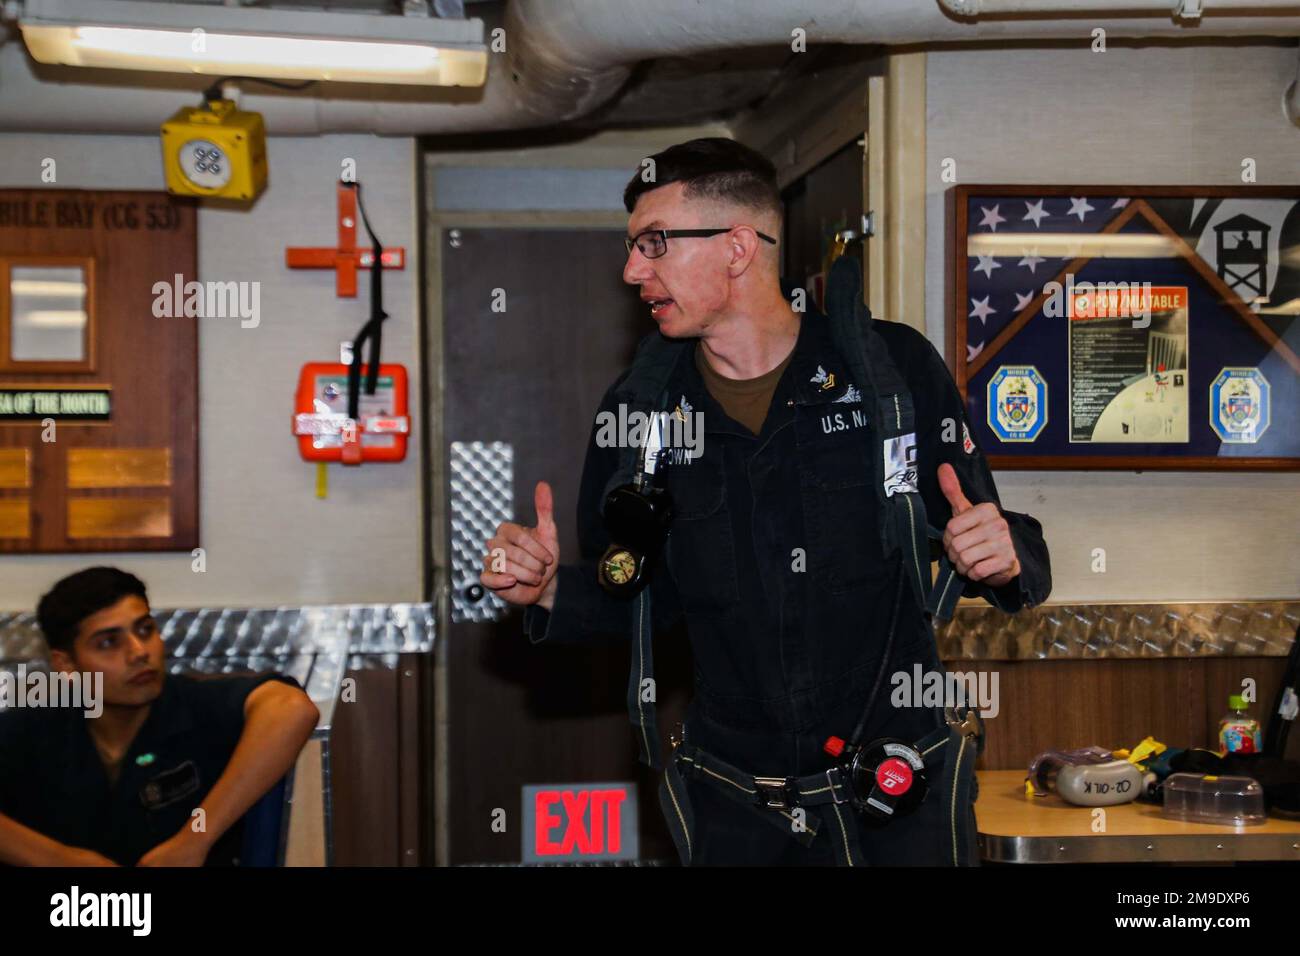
top-left (0, 567), bottom-right (319, 867)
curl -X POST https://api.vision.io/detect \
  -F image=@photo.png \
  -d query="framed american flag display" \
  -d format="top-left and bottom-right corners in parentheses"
top-left (947, 185), bottom-right (1300, 471)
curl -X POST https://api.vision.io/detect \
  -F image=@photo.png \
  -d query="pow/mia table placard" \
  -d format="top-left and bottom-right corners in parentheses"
top-left (946, 185), bottom-right (1300, 470)
top-left (0, 189), bottom-right (198, 551)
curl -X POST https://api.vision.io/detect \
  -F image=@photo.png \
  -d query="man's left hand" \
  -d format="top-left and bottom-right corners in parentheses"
top-left (937, 462), bottom-right (1020, 588)
top-left (136, 827), bottom-right (212, 867)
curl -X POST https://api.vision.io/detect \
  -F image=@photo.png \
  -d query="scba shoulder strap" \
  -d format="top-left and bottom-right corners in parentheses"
top-left (600, 333), bottom-right (691, 506)
top-left (824, 255), bottom-right (963, 624)
top-left (601, 333), bottom-right (690, 769)
top-left (608, 259), bottom-right (961, 769)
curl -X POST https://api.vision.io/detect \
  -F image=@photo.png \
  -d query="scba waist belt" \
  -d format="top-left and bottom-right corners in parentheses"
top-left (658, 708), bottom-right (982, 865)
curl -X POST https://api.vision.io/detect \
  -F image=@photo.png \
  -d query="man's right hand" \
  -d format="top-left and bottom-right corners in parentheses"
top-left (481, 480), bottom-right (560, 612)
top-left (0, 812), bottom-right (120, 866)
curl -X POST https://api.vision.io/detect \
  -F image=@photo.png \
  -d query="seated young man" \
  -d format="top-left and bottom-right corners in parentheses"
top-left (0, 567), bottom-right (319, 867)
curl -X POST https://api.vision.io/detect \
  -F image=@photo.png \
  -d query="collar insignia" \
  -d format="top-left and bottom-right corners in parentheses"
top-left (811, 365), bottom-right (836, 390)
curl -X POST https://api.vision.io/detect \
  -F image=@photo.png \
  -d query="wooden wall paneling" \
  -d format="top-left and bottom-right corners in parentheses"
top-left (964, 657), bottom-right (1290, 773)
top-left (329, 666), bottom-right (402, 866)
top-left (967, 659), bottom-right (1193, 771)
top-left (397, 654), bottom-right (422, 866)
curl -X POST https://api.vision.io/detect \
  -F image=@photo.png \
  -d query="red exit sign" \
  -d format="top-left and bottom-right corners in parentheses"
top-left (521, 782), bottom-right (638, 862)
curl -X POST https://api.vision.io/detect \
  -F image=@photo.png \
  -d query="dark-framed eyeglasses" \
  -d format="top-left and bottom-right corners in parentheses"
top-left (624, 227), bottom-right (778, 259)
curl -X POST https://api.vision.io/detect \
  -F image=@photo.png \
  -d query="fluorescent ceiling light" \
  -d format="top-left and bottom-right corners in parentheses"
top-left (20, 0), bottom-right (487, 87)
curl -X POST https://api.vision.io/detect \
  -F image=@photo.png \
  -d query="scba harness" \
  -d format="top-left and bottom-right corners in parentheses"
top-left (602, 256), bottom-right (983, 865)
top-left (662, 704), bottom-right (984, 866)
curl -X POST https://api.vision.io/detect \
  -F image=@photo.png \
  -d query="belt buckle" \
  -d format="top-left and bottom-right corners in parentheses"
top-left (669, 722), bottom-right (684, 752)
top-left (753, 776), bottom-right (795, 811)
top-left (826, 767), bottom-right (851, 805)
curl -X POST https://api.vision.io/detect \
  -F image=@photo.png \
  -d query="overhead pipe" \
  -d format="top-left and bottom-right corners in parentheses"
top-left (941, 0), bottom-right (1300, 15)
top-left (0, 0), bottom-right (1298, 134)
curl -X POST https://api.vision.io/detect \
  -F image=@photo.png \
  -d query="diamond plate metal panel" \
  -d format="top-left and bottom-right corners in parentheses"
top-left (341, 603), bottom-right (436, 655)
top-left (1, 604), bottom-right (435, 665)
top-left (450, 440), bottom-right (513, 623)
top-left (4, 599), bottom-right (1295, 663)
top-left (935, 601), bottom-right (1300, 660)
top-left (0, 612), bottom-right (47, 663)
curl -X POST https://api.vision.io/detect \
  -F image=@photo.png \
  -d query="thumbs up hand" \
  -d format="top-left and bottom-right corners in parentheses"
top-left (937, 463), bottom-right (1020, 588)
top-left (481, 480), bottom-right (561, 611)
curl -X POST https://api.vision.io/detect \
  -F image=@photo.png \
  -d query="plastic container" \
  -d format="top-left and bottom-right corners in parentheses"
top-left (1218, 694), bottom-right (1261, 755)
top-left (1161, 772), bottom-right (1266, 826)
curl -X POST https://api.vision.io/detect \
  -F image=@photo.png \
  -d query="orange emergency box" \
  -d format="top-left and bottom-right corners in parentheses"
top-left (292, 362), bottom-right (410, 465)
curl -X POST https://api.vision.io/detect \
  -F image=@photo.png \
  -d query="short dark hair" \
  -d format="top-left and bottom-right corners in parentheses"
top-left (36, 567), bottom-right (149, 654)
top-left (623, 137), bottom-right (782, 224)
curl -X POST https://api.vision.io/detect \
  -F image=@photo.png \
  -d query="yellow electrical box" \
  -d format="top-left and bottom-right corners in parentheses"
top-left (160, 99), bottom-right (268, 201)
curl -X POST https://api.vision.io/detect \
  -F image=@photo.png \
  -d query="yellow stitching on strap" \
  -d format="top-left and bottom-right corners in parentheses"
top-left (950, 734), bottom-right (969, 866)
top-left (699, 765), bottom-right (755, 794)
top-left (831, 803), bottom-right (854, 867)
top-left (663, 770), bottom-right (692, 861)
top-left (903, 495), bottom-right (925, 592)
top-left (635, 594), bottom-right (653, 761)
top-left (936, 566), bottom-right (958, 612)
top-left (921, 735), bottom-right (948, 758)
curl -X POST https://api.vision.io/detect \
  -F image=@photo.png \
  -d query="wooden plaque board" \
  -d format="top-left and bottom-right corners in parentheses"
top-left (0, 189), bottom-right (198, 552)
